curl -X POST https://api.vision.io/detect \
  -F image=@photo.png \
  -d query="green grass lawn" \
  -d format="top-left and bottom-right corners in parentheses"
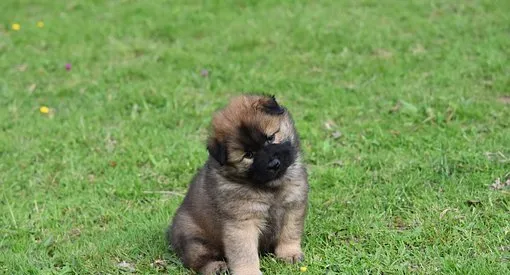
top-left (1, 0), bottom-right (510, 274)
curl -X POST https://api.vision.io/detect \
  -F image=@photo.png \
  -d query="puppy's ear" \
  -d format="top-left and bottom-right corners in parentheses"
top-left (207, 138), bottom-right (227, 165)
top-left (259, 95), bottom-right (285, 115)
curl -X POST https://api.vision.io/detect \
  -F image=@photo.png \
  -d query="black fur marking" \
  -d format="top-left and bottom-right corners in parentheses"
top-left (238, 123), bottom-right (266, 152)
top-left (237, 123), bottom-right (297, 185)
top-left (261, 95), bottom-right (285, 115)
top-left (207, 139), bottom-right (227, 165)
top-left (248, 141), bottom-right (296, 184)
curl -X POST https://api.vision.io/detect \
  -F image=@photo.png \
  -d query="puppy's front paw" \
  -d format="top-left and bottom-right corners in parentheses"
top-left (275, 245), bottom-right (304, 264)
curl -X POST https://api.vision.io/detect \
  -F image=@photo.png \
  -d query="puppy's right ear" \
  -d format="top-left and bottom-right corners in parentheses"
top-left (258, 95), bottom-right (285, 115)
top-left (207, 138), bottom-right (227, 165)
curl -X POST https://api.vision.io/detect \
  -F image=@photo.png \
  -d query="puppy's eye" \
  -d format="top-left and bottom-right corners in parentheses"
top-left (266, 134), bottom-right (275, 143)
top-left (244, 152), bottom-right (254, 159)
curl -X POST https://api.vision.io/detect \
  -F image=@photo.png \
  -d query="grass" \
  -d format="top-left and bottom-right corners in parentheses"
top-left (1, 0), bottom-right (509, 274)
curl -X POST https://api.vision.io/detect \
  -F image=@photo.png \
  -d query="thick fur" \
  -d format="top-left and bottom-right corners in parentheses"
top-left (168, 95), bottom-right (309, 275)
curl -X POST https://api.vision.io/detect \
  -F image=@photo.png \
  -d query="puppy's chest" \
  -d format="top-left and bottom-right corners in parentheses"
top-left (218, 181), bottom-right (303, 220)
top-left (246, 187), bottom-right (300, 218)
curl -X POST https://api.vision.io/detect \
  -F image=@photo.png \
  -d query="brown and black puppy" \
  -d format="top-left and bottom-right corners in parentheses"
top-left (168, 94), bottom-right (309, 275)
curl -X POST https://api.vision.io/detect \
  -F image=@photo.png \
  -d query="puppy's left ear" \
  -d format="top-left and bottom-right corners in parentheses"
top-left (207, 138), bottom-right (227, 165)
top-left (259, 95), bottom-right (285, 115)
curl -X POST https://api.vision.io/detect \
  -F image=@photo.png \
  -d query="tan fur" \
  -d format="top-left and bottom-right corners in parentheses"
top-left (168, 95), bottom-right (309, 275)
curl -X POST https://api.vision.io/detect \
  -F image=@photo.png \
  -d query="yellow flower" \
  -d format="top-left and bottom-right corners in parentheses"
top-left (39, 106), bottom-right (50, 114)
top-left (300, 266), bottom-right (308, 272)
top-left (12, 23), bottom-right (21, 31)
top-left (37, 21), bottom-right (44, 28)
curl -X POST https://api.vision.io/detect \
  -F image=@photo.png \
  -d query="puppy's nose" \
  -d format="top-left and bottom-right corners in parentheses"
top-left (267, 159), bottom-right (280, 170)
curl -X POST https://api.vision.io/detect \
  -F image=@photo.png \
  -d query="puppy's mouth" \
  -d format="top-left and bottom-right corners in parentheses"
top-left (248, 142), bottom-right (296, 185)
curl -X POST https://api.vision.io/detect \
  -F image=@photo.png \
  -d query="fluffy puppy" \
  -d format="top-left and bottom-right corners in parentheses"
top-left (168, 94), bottom-right (309, 275)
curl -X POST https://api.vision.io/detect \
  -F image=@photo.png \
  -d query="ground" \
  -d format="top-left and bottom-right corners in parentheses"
top-left (1, 0), bottom-right (509, 274)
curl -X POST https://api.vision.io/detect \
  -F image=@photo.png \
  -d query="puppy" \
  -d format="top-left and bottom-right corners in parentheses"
top-left (168, 94), bottom-right (309, 275)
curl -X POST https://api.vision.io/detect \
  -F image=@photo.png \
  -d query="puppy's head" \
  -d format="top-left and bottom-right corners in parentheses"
top-left (207, 94), bottom-right (299, 187)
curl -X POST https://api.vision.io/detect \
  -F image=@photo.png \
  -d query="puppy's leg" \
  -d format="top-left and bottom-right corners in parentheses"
top-left (275, 204), bottom-right (306, 263)
top-left (171, 213), bottom-right (226, 274)
top-left (223, 219), bottom-right (262, 275)
top-left (201, 260), bottom-right (228, 275)
top-left (180, 237), bottom-right (227, 275)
